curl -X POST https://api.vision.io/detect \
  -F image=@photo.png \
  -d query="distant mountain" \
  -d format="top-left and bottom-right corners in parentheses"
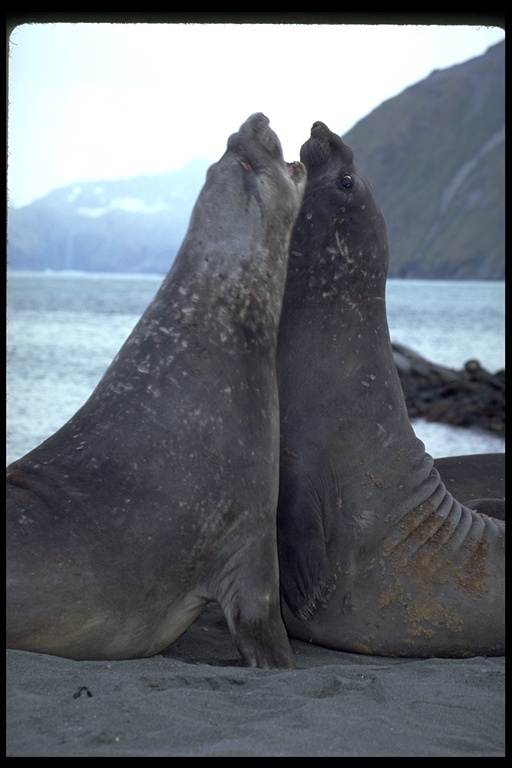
top-left (7, 41), bottom-right (504, 278)
top-left (344, 40), bottom-right (504, 279)
top-left (7, 156), bottom-right (210, 274)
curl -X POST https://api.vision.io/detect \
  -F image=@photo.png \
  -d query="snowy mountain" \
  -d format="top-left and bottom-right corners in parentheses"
top-left (7, 41), bottom-right (504, 278)
top-left (7, 156), bottom-right (210, 273)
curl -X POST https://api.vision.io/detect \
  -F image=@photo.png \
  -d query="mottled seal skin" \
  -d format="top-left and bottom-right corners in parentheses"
top-left (276, 121), bottom-right (504, 658)
top-left (433, 454), bottom-right (505, 520)
top-left (6, 113), bottom-right (307, 668)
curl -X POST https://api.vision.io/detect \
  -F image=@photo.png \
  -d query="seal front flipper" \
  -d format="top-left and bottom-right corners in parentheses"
top-left (277, 452), bottom-right (342, 620)
top-left (219, 566), bottom-right (297, 669)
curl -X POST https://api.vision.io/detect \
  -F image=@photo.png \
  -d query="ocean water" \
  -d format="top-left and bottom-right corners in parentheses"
top-left (6, 271), bottom-right (505, 465)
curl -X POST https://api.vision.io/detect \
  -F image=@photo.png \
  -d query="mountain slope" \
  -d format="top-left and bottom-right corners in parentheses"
top-left (343, 40), bottom-right (504, 279)
top-left (7, 41), bottom-right (504, 278)
top-left (7, 157), bottom-right (210, 273)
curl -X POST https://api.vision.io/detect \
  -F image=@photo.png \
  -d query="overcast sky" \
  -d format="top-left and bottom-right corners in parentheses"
top-left (7, 19), bottom-right (505, 207)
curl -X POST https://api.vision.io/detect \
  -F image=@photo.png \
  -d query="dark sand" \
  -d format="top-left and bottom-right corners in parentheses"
top-left (6, 604), bottom-right (504, 756)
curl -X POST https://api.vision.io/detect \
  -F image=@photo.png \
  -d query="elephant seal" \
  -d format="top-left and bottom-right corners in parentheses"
top-left (6, 113), bottom-right (307, 668)
top-left (276, 121), bottom-right (504, 657)
top-left (433, 454), bottom-right (505, 520)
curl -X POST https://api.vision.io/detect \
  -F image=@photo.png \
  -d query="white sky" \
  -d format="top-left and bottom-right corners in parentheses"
top-left (7, 20), bottom-right (505, 207)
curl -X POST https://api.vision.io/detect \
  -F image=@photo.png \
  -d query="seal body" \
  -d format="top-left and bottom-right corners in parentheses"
top-left (7, 113), bottom-right (307, 667)
top-left (277, 121), bottom-right (504, 657)
top-left (433, 454), bottom-right (505, 520)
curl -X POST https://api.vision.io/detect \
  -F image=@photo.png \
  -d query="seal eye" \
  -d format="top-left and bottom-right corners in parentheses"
top-left (337, 174), bottom-right (354, 190)
top-left (239, 160), bottom-right (252, 172)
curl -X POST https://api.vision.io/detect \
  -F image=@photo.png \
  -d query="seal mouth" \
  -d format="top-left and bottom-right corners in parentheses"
top-left (286, 161), bottom-right (307, 184)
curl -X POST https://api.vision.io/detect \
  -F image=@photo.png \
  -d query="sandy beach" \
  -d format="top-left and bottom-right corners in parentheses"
top-left (6, 603), bottom-right (504, 757)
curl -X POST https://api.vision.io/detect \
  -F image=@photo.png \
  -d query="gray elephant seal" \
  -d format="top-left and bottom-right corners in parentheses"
top-left (276, 121), bottom-right (504, 658)
top-left (6, 113), bottom-right (306, 668)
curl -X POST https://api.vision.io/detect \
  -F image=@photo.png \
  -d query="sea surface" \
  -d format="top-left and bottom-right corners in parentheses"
top-left (6, 271), bottom-right (505, 465)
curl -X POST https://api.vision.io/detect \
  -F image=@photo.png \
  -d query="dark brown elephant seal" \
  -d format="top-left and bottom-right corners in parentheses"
top-left (6, 113), bottom-right (307, 668)
top-left (276, 121), bottom-right (504, 658)
top-left (433, 454), bottom-right (505, 520)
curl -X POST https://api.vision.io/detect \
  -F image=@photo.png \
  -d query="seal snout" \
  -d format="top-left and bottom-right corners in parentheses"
top-left (253, 117), bottom-right (281, 155)
top-left (301, 136), bottom-right (330, 168)
top-left (299, 121), bottom-right (332, 168)
top-left (311, 121), bottom-right (329, 133)
top-left (247, 111), bottom-right (270, 125)
top-left (230, 112), bottom-right (283, 159)
top-left (243, 112), bottom-right (271, 138)
top-left (301, 121), bottom-right (355, 171)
